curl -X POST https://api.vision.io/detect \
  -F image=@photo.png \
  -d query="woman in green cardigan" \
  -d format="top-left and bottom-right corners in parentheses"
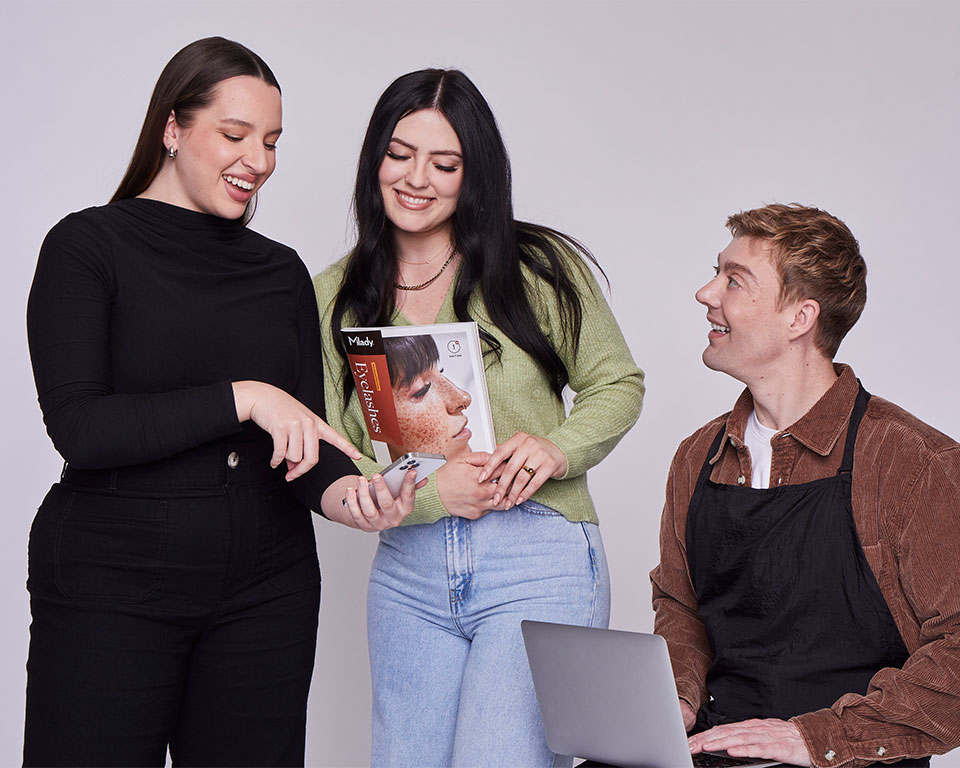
top-left (314, 69), bottom-right (644, 767)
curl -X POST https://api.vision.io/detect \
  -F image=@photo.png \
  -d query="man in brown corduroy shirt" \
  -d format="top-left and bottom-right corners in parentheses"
top-left (651, 204), bottom-right (960, 768)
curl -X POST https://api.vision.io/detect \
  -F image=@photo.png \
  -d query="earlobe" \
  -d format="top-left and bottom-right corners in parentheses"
top-left (162, 110), bottom-right (179, 153)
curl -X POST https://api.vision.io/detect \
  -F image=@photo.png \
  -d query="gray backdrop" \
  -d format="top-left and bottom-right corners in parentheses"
top-left (3, 1), bottom-right (958, 765)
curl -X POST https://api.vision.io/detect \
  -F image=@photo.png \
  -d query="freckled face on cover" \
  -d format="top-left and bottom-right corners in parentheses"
top-left (393, 365), bottom-right (472, 457)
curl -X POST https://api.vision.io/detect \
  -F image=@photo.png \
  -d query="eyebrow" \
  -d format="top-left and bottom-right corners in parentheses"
top-left (389, 136), bottom-right (462, 158)
top-left (720, 259), bottom-right (758, 282)
top-left (220, 117), bottom-right (282, 135)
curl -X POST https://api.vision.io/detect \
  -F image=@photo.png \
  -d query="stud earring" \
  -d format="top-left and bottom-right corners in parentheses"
top-left (167, 146), bottom-right (178, 159)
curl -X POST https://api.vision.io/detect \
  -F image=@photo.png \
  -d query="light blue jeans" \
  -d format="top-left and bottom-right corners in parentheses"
top-left (367, 500), bottom-right (610, 768)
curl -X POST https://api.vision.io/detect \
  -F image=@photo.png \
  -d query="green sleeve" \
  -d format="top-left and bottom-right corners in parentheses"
top-left (536, 258), bottom-right (645, 478)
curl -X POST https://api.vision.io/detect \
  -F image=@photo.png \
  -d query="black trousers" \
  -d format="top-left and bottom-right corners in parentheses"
top-left (24, 442), bottom-right (322, 767)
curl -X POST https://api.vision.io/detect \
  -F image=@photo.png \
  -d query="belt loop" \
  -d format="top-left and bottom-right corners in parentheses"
top-left (108, 469), bottom-right (119, 491)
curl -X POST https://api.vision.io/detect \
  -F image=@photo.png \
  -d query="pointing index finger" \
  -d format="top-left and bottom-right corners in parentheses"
top-left (317, 420), bottom-right (362, 460)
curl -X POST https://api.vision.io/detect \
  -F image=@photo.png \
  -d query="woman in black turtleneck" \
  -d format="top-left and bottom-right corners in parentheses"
top-left (24, 38), bottom-right (417, 767)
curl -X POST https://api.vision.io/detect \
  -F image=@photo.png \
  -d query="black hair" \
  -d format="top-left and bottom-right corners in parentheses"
top-left (331, 68), bottom-right (604, 407)
top-left (110, 36), bottom-right (280, 222)
top-left (383, 335), bottom-right (439, 389)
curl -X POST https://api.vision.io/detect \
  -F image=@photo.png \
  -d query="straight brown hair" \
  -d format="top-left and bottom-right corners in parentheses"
top-left (110, 37), bottom-right (280, 220)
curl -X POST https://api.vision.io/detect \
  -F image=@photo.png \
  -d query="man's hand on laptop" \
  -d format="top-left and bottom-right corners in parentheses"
top-left (688, 718), bottom-right (811, 767)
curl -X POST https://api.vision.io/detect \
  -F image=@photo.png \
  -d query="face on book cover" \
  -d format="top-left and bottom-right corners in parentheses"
top-left (393, 363), bottom-right (472, 457)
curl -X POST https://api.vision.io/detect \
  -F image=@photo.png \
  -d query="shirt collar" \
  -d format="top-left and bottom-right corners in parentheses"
top-left (710, 363), bottom-right (860, 464)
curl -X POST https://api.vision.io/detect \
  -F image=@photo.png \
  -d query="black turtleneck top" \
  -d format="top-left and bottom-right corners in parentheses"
top-left (27, 197), bottom-right (356, 506)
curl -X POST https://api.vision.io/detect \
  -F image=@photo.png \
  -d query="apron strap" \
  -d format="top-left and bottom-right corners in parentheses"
top-left (695, 428), bottom-right (727, 490)
top-left (837, 382), bottom-right (871, 476)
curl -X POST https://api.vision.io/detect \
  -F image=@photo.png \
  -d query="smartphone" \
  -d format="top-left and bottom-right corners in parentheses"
top-left (376, 452), bottom-right (446, 497)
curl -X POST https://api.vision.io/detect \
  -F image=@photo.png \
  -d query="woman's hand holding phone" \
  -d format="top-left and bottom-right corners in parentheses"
top-left (323, 469), bottom-right (427, 531)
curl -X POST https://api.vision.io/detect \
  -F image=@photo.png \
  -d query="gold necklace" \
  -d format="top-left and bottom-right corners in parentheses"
top-left (398, 244), bottom-right (449, 267)
top-left (395, 250), bottom-right (457, 291)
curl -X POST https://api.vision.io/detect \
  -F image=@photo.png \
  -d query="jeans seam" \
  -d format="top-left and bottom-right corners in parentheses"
top-left (466, 518), bottom-right (474, 585)
top-left (52, 493), bottom-right (75, 599)
top-left (445, 519), bottom-right (469, 637)
top-left (216, 491), bottom-right (237, 609)
top-left (581, 522), bottom-right (600, 627)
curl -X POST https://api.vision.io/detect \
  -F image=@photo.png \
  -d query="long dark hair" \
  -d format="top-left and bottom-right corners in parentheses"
top-left (110, 36), bottom-right (280, 220)
top-left (332, 68), bottom-right (604, 406)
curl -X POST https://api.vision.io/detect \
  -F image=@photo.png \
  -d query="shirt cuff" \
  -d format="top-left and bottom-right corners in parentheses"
top-left (792, 710), bottom-right (865, 768)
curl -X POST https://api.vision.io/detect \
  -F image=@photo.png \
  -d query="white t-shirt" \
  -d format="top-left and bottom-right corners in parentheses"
top-left (744, 409), bottom-right (778, 489)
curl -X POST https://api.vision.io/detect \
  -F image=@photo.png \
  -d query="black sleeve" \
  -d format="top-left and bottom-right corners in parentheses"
top-left (26, 214), bottom-right (241, 469)
top-left (287, 260), bottom-right (358, 511)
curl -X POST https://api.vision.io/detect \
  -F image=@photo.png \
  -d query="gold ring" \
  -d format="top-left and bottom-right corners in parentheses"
top-left (522, 465), bottom-right (536, 477)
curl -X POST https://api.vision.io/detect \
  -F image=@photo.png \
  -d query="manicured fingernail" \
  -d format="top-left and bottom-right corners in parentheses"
top-left (517, 496), bottom-right (525, 505)
top-left (493, 493), bottom-right (501, 505)
top-left (478, 471), bottom-right (487, 483)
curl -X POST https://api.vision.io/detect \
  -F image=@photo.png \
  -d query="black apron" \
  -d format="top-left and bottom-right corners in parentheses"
top-left (686, 385), bottom-right (927, 766)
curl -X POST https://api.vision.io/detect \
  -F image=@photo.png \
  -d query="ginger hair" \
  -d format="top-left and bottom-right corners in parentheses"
top-left (726, 203), bottom-right (866, 358)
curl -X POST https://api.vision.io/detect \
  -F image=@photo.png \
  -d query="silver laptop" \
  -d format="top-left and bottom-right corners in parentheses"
top-left (521, 620), bottom-right (782, 768)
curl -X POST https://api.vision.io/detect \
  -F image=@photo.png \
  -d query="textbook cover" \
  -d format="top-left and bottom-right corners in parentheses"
top-left (340, 322), bottom-right (496, 466)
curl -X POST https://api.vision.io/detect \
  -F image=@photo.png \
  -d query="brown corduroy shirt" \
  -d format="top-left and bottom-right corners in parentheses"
top-left (650, 364), bottom-right (960, 767)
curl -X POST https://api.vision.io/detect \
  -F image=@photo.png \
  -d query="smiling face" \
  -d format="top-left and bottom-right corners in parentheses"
top-left (149, 75), bottom-right (282, 219)
top-left (378, 109), bottom-right (463, 238)
top-left (695, 236), bottom-right (800, 385)
top-left (392, 363), bottom-right (472, 457)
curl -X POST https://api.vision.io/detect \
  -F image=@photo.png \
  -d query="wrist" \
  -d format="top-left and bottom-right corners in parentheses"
top-left (321, 475), bottom-right (361, 526)
top-left (553, 453), bottom-right (568, 479)
top-left (546, 439), bottom-right (568, 478)
top-left (231, 380), bottom-right (259, 422)
top-left (435, 464), bottom-right (452, 513)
